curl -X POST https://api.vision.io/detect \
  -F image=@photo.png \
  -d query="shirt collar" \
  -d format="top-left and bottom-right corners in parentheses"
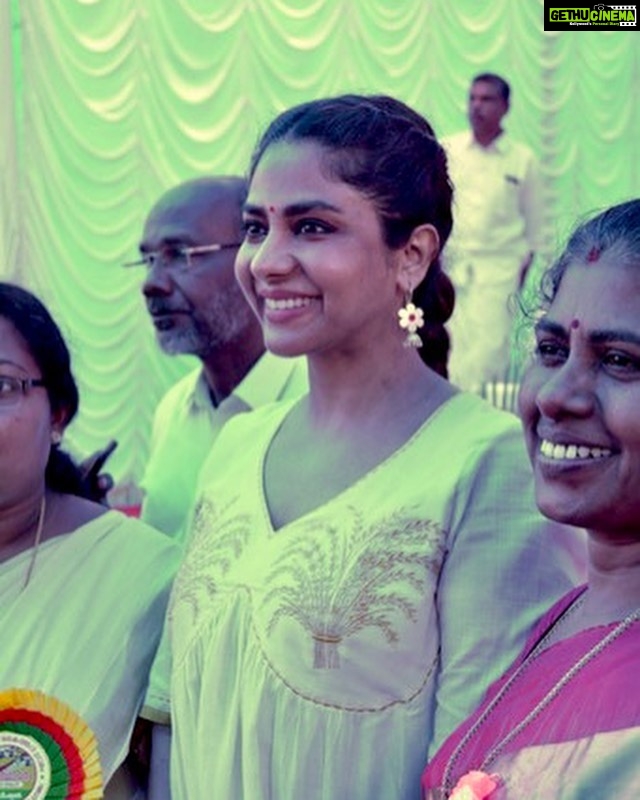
top-left (467, 129), bottom-right (509, 154)
top-left (189, 369), bottom-right (213, 413)
top-left (232, 351), bottom-right (300, 409)
top-left (188, 352), bottom-right (301, 413)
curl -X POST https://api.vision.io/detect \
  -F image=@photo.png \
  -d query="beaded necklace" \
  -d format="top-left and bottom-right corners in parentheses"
top-left (441, 593), bottom-right (640, 797)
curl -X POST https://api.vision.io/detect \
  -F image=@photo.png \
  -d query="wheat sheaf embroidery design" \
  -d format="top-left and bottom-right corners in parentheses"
top-left (263, 506), bottom-right (446, 669)
top-left (171, 495), bottom-right (252, 621)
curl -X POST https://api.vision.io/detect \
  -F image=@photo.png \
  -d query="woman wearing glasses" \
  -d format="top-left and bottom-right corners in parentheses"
top-left (0, 282), bottom-right (178, 798)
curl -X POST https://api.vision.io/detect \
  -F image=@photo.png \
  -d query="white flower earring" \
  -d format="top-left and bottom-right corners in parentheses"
top-left (397, 287), bottom-right (424, 348)
top-left (51, 430), bottom-right (62, 446)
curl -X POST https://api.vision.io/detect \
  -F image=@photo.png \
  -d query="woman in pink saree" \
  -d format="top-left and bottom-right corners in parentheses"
top-left (422, 199), bottom-right (640, 800)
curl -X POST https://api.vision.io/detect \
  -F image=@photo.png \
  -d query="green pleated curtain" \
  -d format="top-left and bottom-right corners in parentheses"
top-left (1, 0), bottom-right (638, 493)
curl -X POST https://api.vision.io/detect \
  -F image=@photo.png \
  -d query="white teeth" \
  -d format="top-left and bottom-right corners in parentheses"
top-left (264, 297), bottom-right (313, 310)
top-left (539, 439), bottom-right (612, 461)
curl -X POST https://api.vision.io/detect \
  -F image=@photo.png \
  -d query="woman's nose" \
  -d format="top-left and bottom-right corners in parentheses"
top-left (249, 232), bottom-right (298, 281)
top-left (535, 357), bottom-right (596, 420)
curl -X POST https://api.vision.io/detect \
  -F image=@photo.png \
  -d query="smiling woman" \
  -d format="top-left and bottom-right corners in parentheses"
top-left (422, 198), bottom-right (640, 800)
top-left (147, 95), bottom-right (584, 800)
top-left (520, 201), bottom-right (640, 540)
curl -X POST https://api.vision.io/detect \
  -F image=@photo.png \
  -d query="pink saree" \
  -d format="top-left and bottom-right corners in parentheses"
top-left (422, 585), bottom-right (640, 799)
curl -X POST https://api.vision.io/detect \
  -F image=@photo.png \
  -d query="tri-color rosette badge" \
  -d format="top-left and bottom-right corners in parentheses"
top-left (0, 689), bottom-right (102, 799)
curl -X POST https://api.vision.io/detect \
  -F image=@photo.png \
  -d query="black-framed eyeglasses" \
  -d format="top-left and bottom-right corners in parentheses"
top-left (123, 243), bottom-right (242, 273)
top-left (0, 375), bottom-right (47, 408)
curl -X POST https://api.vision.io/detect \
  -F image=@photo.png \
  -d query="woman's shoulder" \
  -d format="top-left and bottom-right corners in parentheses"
top-left (526, 585), bottom-right (588, 645)
top-left (197, 399), bottom-right (300, 493)
top-left (211, 396), bottom-right (300, 453)
top-left (39, 493), bottom-right (107, 544)
top-left (72, 511), bottom-right (181, 592)
top-left (56, 498), bottom-right (179, 562)
top-left (424, 391), bottom-right (524, 452)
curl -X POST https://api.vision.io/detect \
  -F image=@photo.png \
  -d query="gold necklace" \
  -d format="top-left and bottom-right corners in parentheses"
top-left (21, 495), bottom-right (46, 591)
top-left (441, 594), bottom-right (640, 796)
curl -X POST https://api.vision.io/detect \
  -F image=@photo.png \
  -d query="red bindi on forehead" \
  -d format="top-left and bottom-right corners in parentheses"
top-left (571, 319), bottom-right (580, 329)
top-left (586, 246), bottom-right (600, 263)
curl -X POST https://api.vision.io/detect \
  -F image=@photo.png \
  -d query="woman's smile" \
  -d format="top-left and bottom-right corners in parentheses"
top-left (537, 439), bottom-right (614, 461)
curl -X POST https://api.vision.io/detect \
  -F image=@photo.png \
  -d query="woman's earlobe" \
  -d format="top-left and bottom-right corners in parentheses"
top-left (50, 407), bottom-right (70, 440)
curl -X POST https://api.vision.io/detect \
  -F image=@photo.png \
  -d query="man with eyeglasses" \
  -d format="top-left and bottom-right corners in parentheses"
top-left (130, 176), bottom-right (307, 542)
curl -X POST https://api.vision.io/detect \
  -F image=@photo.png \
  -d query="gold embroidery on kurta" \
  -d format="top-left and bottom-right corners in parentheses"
top-left (263, 506), bottom-right (446, 668)
top-left (170, 495), bottom-right (251, 621)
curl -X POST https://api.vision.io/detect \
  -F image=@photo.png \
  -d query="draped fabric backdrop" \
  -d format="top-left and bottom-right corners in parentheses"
top-left (1, 0), bottom-right (638, 496)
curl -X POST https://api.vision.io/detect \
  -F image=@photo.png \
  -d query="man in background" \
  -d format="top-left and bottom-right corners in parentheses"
top-left (134, 175), bottom-right (306, 540)
top-left (443, 73), bottom-right (544, 393)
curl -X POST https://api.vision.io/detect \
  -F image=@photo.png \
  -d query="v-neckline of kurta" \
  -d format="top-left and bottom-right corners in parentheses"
top-left (257, 392), bottom-right (468, 534)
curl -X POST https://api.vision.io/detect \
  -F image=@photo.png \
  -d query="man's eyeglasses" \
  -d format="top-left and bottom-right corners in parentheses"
top-left (0, 375), bottom-right (46, 408)
top-left (123, 243), bottom-right (242, 273)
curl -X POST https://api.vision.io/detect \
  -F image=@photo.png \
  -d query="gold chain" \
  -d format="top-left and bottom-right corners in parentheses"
top-left (441, 592), bottom-right (640, 795)
top-left (21, 495), bottom-right (46, 591)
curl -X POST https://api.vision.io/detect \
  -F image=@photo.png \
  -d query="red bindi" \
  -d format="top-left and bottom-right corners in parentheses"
top-left (269, 206), bottom-right (275, 213)
top-left (571, 319), bottom-right (580, 329)
top-left (586, 246), bottom-right (600, 263)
